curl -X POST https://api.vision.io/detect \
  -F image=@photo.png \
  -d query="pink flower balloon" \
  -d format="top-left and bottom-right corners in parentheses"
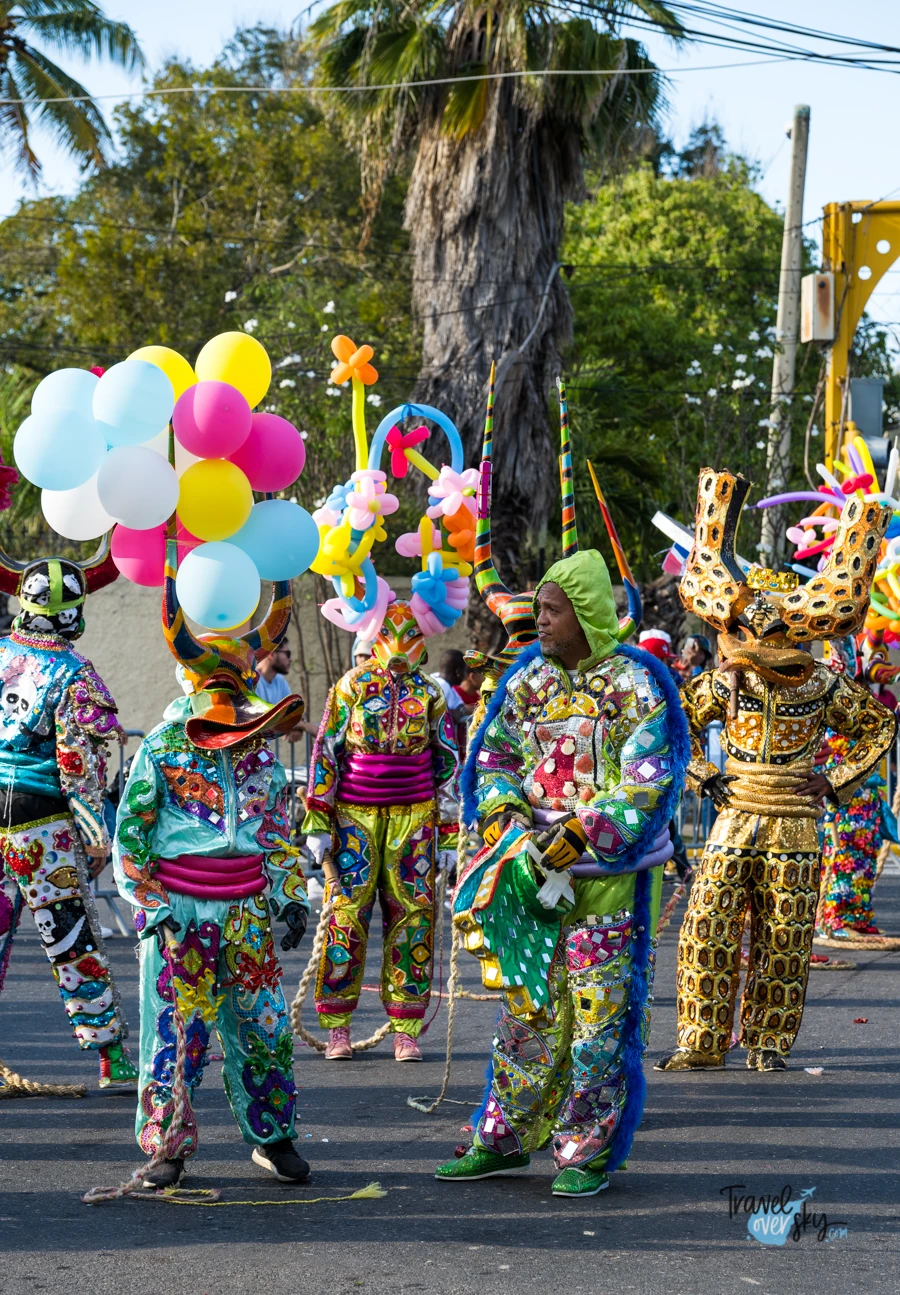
top-left (228, 411), bottom-right (306, 491)
top-left (173, 380), bottom-right (252, 459)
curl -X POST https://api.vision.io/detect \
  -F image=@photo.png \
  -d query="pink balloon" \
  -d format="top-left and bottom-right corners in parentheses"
top-left (227, 412), bottom-right (305, 491)
top-left (173, 380), bottom-right (252, 459)
top-left (112, 521), bottom-right (203, 586)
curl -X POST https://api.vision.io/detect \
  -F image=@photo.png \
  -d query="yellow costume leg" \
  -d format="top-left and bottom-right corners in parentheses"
top-left (315, 806), bottom-right (380, 1028)
top-left (741, 849), bottom-right (820, 1056)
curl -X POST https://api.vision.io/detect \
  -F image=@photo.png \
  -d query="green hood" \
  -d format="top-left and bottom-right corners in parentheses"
top-left (535, 549), bottom-right (620, 672)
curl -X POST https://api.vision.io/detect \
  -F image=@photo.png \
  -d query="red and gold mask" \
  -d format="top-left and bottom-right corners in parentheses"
top-left (372, 601), bottom-right (427, 674)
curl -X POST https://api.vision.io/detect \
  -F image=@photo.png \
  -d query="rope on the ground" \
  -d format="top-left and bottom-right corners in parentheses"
top-left (288, 896), bottom-right (390, 1053)
top-left (129, 1182), bottom-right (389, 1208)
top-left (0, 1060), bottom-right (86, 1100)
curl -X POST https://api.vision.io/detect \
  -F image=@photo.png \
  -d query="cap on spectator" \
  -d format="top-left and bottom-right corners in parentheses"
top-left (638, 628), bottom-right (673, 661)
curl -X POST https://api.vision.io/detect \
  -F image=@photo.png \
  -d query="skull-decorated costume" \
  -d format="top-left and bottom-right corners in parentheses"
top-left (658, 471), bottom-right (898, 1073)
top-left (0, 539), bottom-right (137, 1089)
top-left (436, 383), bottom-right (687, 1198)
top-left (112, 540), bottom-right (311, 1188)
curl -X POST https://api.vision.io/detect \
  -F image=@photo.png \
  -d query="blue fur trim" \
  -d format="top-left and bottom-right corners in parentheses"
top-left (604, 868), bottom-right (652, 1173)
top-left (460, 640), bottom-right (544, 828)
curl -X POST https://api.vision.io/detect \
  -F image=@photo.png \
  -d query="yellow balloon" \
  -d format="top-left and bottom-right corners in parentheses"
top-left (178, 459), bottom-right (253, 542)
top-left (127, 345), bottom-right (197, 401)
top-left (194, 332), bottom-right (272, 409)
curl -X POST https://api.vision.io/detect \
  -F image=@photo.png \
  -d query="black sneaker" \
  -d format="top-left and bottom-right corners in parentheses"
top-left (142, 1158), bottom-right (185, 1190)
top-left (252, 1139), bottom-right (311, 1183)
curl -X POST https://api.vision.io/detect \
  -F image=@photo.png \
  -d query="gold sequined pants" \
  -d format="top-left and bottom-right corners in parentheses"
top-left (675, 805), bottom-right (820, 1058)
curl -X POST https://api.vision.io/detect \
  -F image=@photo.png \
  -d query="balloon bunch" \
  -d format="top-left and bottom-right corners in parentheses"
top-left (311, 334), bottom-right (474, 639)
top-left (755, 433), bottom-right (900, 646)
top-left (15, 333), bottom-right (318, 632)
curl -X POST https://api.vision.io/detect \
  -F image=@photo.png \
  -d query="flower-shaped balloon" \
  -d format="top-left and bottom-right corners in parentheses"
top-left (443, 503), bottom-right (475, 563)
top-left (385, 424), bottom-right (430, 479)
top-left (410, 553), bottom-right (468, 632)
top-left (313, 505), bottom-right (342, 528)
top-left (310, 520), bottom-right (374, 581)
top-left (395, 526), bottom-right (441, 559)
top-left (425, 465), bottom-right (479, 519)
top-left (346, 469), bottom-right (399, 532)
top-left (331, 335), bottom-right (378, 386)
top-left (324, 478), bottom-right (354, 519)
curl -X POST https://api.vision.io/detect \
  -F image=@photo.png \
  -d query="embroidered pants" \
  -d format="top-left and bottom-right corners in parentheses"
top-left (474, 869), bottom-right (661, 1171)
top-left (315, 800), bottom-right (436, 1036)
top-left (676, 833), bottom-right (820, 1058)
top-left (136, 891), bottom-right (296, 1159)
top-left (0, 814), bottom-right (126, 1049)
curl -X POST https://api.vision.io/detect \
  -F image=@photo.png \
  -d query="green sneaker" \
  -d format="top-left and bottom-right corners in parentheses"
top-left (98, 1040), bottom-right (139, 1090)
top-left (551, 1164), bottom-right (610, 1197)
top-left (435, 1145), bottom-right (530, 1182)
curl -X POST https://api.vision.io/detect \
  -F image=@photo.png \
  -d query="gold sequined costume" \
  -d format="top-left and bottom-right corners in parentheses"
top-left (661, 469), bottom-right (897, 1071)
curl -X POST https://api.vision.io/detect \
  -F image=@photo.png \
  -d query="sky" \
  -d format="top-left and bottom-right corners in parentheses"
top-left (3, 0), bottom-right (900, 334)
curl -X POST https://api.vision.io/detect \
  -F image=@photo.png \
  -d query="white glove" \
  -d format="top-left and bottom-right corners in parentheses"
top-left (306, 833), bottom-right (332, 866)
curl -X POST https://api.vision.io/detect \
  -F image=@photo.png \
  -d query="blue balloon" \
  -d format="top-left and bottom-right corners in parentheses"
top-left (31, 368), bottom-right (98, 419)
top-left (175, 541), bottom-right (261, 631)
top-left (14, 410), bottom-right (106, 490)
top-left (231, 499), bottom-right (320, 581)
top-left (92, 359), bottom-right (175, 448)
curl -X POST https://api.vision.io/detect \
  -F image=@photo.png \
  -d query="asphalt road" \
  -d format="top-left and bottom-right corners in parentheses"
top-left (2, 870), bottom-right (900, 1295)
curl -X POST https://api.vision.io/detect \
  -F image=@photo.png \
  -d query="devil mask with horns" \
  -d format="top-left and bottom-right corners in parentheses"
top-left (162, 536), bottom-right (304, 750)
top-left (0, 538), bottom-right (118, 641)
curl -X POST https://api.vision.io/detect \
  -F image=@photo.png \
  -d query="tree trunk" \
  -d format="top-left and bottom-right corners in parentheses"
top-left (405, 82), bottom-right (583, 615)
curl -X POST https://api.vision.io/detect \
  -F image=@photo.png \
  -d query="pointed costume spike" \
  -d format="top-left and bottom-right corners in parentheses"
top-left (587, 460), bottom-right (642, 641)
top-left (474, 361), bottom-right (514, 613)
top-left (77, 532), bottom-right (118, 593)
top-left (243, 581), bottom-right (292, 658)
top-left (557, 377), bottom-right (578, 559)
top-left (161, 526), bottom-right (220, 677)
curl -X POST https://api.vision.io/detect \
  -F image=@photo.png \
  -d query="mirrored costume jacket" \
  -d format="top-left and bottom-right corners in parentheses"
top-left (0, 630), bottom-right (121, 849)
top-left (302, 661), bottom-right (459, 850)
top-left (113, 702), bottom-right (308, 938)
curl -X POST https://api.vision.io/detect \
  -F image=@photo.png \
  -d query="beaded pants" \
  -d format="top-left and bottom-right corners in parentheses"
top-left (0, 814), bottom-right (125, 1049)
top-left (473, 869), bottom-right (660, 1171)
top-left (675, 807), bottom-right (820, 1059)
top-left (136, 891), bottom-right (296, 1159)
top-left (315, 800), bottom-right (436, 1036)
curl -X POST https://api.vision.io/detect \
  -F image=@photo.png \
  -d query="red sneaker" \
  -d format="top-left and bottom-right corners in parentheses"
top-left (324, 1026), bottom-right (353, 1060)
top-left (393, 1031), bottom-right (423, 1062)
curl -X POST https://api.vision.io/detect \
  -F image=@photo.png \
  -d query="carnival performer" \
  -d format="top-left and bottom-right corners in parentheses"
top-left (0, 536), bottom-right (137, 1089)
top-left (816, 636), bottom-right (899, 941)
top-left (113, 539), bottom-right (311, 1190)
top-left (303, 605), bottom-right (458, 1061)
top-left (656, 470), bottom-right (897, 1074)
top-left (302, 334), bottom-right (466, 1062)
top-left (436, 382), bottom-right (686, 1198)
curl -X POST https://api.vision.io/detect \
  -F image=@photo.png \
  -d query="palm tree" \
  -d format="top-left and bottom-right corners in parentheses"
top-left (307, 0), bottom-right (683, 586)
top-left (0, 0), bottom-right (144, 178)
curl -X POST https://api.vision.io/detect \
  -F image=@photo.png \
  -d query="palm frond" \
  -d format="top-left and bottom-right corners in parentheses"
top-left (11, 45), bottom-right (111, 168)
top-left (0, 66), bottom-right (40, 176)
top-left (440, 63), bottom-right (488, 138)
top-left (21, 6), bottom-right (144, 73)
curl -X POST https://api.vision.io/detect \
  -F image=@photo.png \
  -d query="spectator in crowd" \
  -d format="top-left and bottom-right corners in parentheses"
top-left (256, 643), bottom-right (317, 739)
top-left (353, 637), bottom-right (375, 669)
top-left (673, 634), bottom-right (713, 683)
top-left (433, 648), bottom-right (469, 727)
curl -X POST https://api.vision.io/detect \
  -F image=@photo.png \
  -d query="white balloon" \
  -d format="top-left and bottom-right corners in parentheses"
top-left (97, 446), bottom-right (179, 530)
top-left (143, 427), bottom-right (203, 475)
top-left (31, 368), bottom-right (99, 419)
top-left (41, 474), bottom-right (116, 541)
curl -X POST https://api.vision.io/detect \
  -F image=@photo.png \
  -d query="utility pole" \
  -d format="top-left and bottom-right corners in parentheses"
top-left (759, 104), bottom-right (810, 568)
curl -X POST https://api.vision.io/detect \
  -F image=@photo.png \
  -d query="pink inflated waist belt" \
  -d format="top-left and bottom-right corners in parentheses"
top-left (155, 853), bottom-right (266, 899)
top-left (338, 751), bottom-right (435, 807)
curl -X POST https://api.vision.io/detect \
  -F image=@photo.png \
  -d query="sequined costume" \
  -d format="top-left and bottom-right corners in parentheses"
top-left (303, 603), bottom-right (459, 1039)
top-left (113, 536), bottom-right (310, 1174)
top-left (0, 538), bottom-right (136, 1087)
top-left (818, 735), bottom-right (897, 937)
top-left (660, 470), bottom-right (898, 1072)
top-left (440, 548), bottom-right (688, 1193)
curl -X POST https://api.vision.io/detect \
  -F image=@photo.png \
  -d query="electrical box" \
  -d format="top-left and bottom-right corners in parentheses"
top-left (801, 271), bottom-right (834, 342)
